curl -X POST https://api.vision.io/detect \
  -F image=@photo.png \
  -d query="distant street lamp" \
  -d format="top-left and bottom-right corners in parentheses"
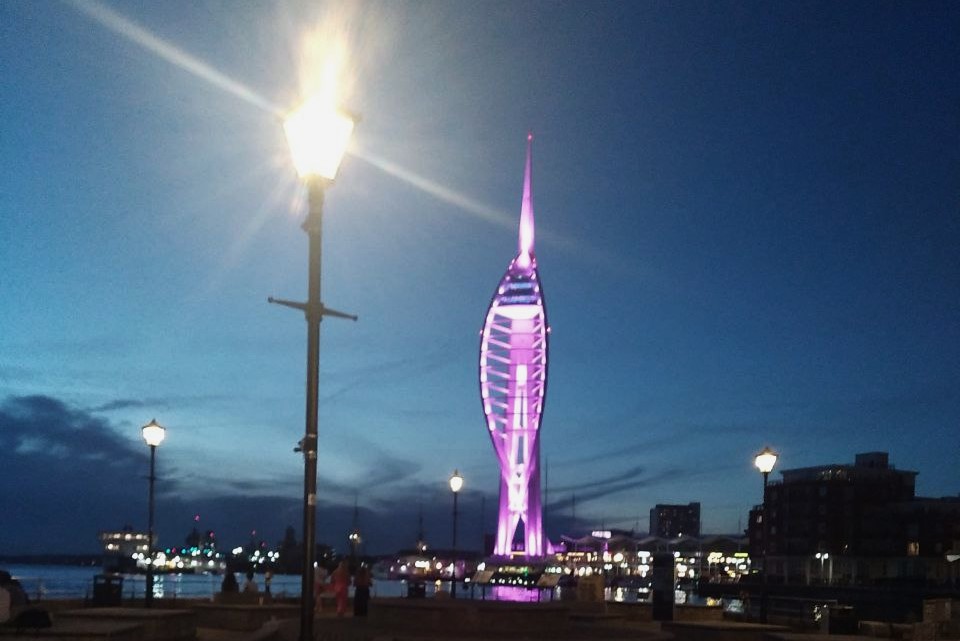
top-left (349, 529), bottom-right (361, 562)
top-left (754, 446), bottom-right (778, 623)
top-left (272, 92), bottom-right (357, 641)
top-left (449, 470), bottom-right (464, 599)
top-left (815, 552), bottom-right (830, 583)
top-left (141, 419), bottom-right (166, 608)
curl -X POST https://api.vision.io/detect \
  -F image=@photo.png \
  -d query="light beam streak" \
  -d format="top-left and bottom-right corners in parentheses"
top-left (350, 145), bottom-right (515, 231)
top-left (64, 0), bottom-right (621, 273)
top-left (64, 0), bottom-right (283, 117)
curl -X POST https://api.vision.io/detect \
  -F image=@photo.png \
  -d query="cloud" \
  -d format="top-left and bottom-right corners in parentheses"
top-left (547, 468), bottom-right (677, 511)
top-left (6, 393), bottom-right (730, 555)
top-left (0, 395), bottom-right (166, 553)
top-left (1, 395), bottom-right (149, 469)
top-left (552, 420), bottom-right (768, 469)
top-left (88, 399), bottom-right (154, 412)
top-left (331, 434), bottom-right (424, 494)
top-left (550, 465), bottom-right (649, 494)
top-left (320, 340), bottom-right (457, 404)
top-left (0, 394), bottom-right (445, 554)
top-left (546, 461), bottom-right (741, 514)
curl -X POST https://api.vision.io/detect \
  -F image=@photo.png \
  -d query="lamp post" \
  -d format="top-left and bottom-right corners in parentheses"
top-left (272, 94), bottom-right (357, 641)
top-left (141, 419), bottom-right (166, 608)
top-left (449, 470), bottom-right (463, 599)
top-left (754, 446), bottom-right (778, 623)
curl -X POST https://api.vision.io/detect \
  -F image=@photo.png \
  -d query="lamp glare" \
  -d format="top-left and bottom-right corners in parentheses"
top-left (284, 96), bottom-right (354, 179)
top-left (449, 470), bottom-right (464, 493)
top-left (141, 419), bottom-right (166, 447)
top-left (754, 447), bottom-right (778, 474)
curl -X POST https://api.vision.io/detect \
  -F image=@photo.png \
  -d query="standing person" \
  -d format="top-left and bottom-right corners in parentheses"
top-left (242, 570), bottom-right (258, 594)
top-left (263, 570), bottom-right (273, 596)
top-left (330, 560), bottom-right (351, 617)
top-left (314, 565), bottom-right (329, 613)
top-left (221, 572), bottom-right (239, 593)
top-left (352, 564), bottom-right (372, 617)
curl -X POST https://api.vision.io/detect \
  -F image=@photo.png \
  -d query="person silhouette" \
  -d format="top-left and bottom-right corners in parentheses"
top-left (330, 561), bottom-right (351, 617)
top-left (221, 572), bottom-right (239, 593)
top-left (241, 571), bottom-right (258, 594)
top-left (353, 564), bottom-right (372, 617)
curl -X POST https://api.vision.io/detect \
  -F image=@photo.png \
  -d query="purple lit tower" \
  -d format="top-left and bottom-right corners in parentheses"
top-left (479, 135), bottom-right (551, 558)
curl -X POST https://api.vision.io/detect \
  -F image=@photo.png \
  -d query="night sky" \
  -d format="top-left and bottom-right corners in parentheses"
top-left (1, 0), bottom-right (958, 556)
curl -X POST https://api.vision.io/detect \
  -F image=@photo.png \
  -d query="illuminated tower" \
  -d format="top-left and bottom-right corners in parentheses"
top-left (479, 135), bottom-right (550, 557)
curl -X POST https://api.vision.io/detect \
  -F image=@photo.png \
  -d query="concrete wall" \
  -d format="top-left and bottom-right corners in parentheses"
top-left (606, 601), bottom-right (724, 622)
top-left (368, 598), bottom-right (571, 635)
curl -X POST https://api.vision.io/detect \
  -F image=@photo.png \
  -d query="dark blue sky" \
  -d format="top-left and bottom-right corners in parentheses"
top-left (1, 0), bottom-right (958, 555)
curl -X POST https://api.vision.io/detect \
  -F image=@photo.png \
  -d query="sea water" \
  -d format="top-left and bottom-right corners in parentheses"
top-left (3, 564), bottom-right (564, 602)
top-left (3, 564), bottom-right (407, 601)
top-left (4, 564), bottom-right (670, 604)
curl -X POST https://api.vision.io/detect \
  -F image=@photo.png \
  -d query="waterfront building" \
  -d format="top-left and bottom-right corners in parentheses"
top-left (748, 451), bottom-right (960, 585)
top-left (381, 530), bottom-right (751, 600)
top-left (650, 502), bottom-right (701, 538)
top-left (99, 526), bottom-right (150, 573)
top-left (555, 531), bottom-right (750, 588)
top-left (479, 136), bottom-right (550, 558)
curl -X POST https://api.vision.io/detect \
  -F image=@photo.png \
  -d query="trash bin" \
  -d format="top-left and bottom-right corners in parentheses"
top-left (828, 605), bottom-right (857, 634)
top-left (92, 574), bottom-right (124, 607)
top-left (406, 581), bottom-right (426, 598)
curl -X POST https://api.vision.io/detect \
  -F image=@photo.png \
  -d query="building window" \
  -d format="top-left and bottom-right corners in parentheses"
top-left (907, 541), bottom-right (919, 556)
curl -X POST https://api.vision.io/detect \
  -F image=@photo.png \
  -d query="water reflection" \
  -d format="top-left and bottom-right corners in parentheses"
top-left (490, 585), bottom-right (548, 602)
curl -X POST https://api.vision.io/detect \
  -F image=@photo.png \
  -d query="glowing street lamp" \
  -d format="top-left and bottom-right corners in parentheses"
top-left (754, 446), bottom-right (778, 622)
top-left (449, 470), bottom-right (463, 598)
top-left (271, 91), bottom-right (357, 641)
top-left (283, 96), bottom-right (355, 180)
top-left (450, 470), bottom-right (464, 494)
top-left (816, 552), bottom-right (830, 583)
top-left (141, 419), bottom-right (166, 608)
top-left (754, 447), bottom-right (778, 477)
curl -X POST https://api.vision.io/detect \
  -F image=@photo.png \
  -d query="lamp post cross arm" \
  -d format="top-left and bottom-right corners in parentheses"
top-left (267, 297), bottom-right (358, 322)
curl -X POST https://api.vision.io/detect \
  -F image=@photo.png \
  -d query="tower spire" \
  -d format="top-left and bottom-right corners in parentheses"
top-left (517, 133), bottom-right (535, 268)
